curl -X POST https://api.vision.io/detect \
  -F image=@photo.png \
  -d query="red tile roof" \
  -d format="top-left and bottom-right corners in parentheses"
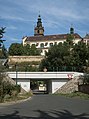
top-left (25, 33), bottom-right (82, 42)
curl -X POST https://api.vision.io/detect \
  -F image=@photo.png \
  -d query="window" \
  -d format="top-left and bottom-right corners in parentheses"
top-left (40, 43), bottom-right (44, 48)
top-left (36, 43), bottom-right (39, 46)
top-left (54, 42), bottom-right (57, 45)
top-left (38, 30), bottom-right (39, 34)
top-left (45, 42), bottom-right (48, 46)
top-left (50, 43), bottom-right (53, 47)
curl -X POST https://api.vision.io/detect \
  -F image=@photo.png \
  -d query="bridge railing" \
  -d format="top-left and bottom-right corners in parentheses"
top-left (49, 66), bottom-right (84, 72)
top-left (7, 71), bottom-right (83, 79)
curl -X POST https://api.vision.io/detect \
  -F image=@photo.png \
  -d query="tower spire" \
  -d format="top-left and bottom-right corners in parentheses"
top-left (34, 14), bottom-right (44, 36)
top-left (70, 24), bottom-right (74, 34)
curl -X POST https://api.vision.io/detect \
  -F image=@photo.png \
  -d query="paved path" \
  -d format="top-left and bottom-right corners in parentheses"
top-left (0, 94), bottom-right (89, 119)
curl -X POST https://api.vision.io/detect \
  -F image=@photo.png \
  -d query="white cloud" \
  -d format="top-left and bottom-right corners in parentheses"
top-left (0, 15), bottom-right (34, 23)
top-left (7, 26), bottom-right (17, 30)
top-left (1, 0), bottom-right (89, 23)
top-left (0, 0), bottom-right (89, 48)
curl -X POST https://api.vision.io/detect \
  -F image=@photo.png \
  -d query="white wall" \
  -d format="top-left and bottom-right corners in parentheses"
top-left (52, 79), bottom-right (67, 93)
top-left (8, 72), bottom-right (76, 79)
top-left (17, 79), bottom-right (30, 92)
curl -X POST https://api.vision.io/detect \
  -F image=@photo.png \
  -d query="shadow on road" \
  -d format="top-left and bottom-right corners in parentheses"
top-left (0, 109), bottom-right (89, 119)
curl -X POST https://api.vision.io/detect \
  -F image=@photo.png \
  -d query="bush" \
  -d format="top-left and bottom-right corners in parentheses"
top-left (0, 72), bottom-right (21, 102)
top-left (14, 85), bottom-right (21, 94)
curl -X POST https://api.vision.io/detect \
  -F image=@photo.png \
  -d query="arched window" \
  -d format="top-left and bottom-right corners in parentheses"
top-left (40, 43), bottom-right (44, 48)
top-left (38, 30), bottom-right (39, 34)
top-left (45, 42), bottom-right (48, 46)
top-left (50, 43), bottom-right (53, 47)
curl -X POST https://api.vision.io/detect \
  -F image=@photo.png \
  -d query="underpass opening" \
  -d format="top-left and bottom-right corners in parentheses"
top-left (30, 79), bottom-right (51, 94)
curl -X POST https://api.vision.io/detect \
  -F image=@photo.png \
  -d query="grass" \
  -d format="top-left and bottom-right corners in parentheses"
top-left (17, 92), bottom-right (33, 100)
top-left (55, 92), bottom-right (89, 99)
top-left (1, 92), bottom-right (33, 103)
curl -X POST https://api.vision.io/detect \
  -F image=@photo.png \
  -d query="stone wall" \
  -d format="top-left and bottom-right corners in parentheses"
top-left (8, 56), bottom-right (44, 64)
top-left (55, 76), bottom-right (81, 94)
top-left (4, 73), bottom-right (26, 94)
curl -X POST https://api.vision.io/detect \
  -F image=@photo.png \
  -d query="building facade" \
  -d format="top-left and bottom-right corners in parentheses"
top-left (22, 15), bottom-right (82, 55)
top-left (83, 34), bottom-right (89, 44)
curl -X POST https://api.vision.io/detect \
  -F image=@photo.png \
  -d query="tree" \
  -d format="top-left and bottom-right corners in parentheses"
top-left (72, 41), bottom-right (88, 71)
top-left (66, 34), bottom-right (74, 46)
top-left (0, 72), bottom-right (21, 102)
top-left (8, 43), bottom-right (24, 56)
top-left (39, 42), bottom-right (71, 71)
top-left (23, 44), bottom-right (31, 55)
top-left (30, 44), bottom-right (40, 55)
top-left (0, 27), bottom-right (7, 58)
top-left (8, 43), bottom-right (41, 56)
top-left (39, 38), bottom-right (89, 72)
top-left (0, 27), bottom-right (6, 43)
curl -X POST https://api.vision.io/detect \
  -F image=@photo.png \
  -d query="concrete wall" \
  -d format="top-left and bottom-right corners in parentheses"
top-left (17, 78), bottom-right (67, 94)
top-left (7, 72), bottom-right (76, 79)
top-left (52, 79), bottom-right (68, 93)
top-left (17, 79), bottom-right (30, 92)
top-left (7, 72), bottom-right (84, 94)
top-left (8, 56), bottom-right (44, 64)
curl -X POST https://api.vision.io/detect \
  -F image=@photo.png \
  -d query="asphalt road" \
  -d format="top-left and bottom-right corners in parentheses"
top-left (0, 94), bottom-right (89, 119)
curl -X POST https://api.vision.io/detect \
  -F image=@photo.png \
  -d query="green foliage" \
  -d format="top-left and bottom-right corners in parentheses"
top-left (17, 92), bottom-right (33, 100)
top-left (0, 62), bottom-right (7, 72)
top-left (30, 44), bottom-right (41, 55)
top-left (0, 27), bottom-right (5, 39)
top-left (23, 44), bottom-right (31, 55)
top-left (39, 40), bottom-right (89, 72)
top-left (11, 85), bottom-right (21, 94)
top-left (9, 62), bottom-right (40, 72)
top-left (39, 42), bottom-right (71, 71)
top-left (0, 72), bottom-right (21, 102)
top-left (73, 41), bottom-right (87, 66)
top-left (0, 45), bottom-right (8, 59)
top-left (66, 34), bottom-right (74, 46)
top-left (82, 74), bottom-right (89, 84)
top-left (57, 92), bottom-right (89, 99)
top-left (0, 73), bottom-right (11, 102)
top-left (0, 27), bottom-right (7, 59)
top-left (8, 43), bottom-right (24, 56)
top-left (8, 43), bottom-right (41, 56)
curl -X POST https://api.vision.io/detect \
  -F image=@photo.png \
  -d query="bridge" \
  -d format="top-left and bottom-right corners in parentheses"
top-left (7, 72), bottom-right (83, 94)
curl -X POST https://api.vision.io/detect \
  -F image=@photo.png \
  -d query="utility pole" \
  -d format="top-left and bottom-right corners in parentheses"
top-left (15, 63), bottom-right (18, 85)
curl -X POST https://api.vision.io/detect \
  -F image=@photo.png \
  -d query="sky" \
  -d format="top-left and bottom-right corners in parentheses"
top-left (0, 0), bottom-right (89, 49)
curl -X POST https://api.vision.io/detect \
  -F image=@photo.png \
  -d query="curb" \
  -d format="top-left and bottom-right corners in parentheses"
top-left (0, 97), bottom-right (31, 106)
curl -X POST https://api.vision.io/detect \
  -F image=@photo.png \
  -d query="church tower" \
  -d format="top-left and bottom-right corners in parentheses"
top-left (34, 15), bottom-right (44, 36)
top-left (70, 25), bottom-right (74, 34)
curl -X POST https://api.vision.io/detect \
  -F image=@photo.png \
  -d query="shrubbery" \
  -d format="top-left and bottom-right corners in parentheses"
top-left (8, 43), bottom-right (41, 56)
top-left (0, 72), bottom-right (21, 102)
top-left (9, 62), bottom-right (40, 72)
top-left (39, 39), bottom-right (89, 72)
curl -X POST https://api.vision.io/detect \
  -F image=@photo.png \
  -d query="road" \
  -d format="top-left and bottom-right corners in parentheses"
top-left (0, 94), bottom-right (89, 119)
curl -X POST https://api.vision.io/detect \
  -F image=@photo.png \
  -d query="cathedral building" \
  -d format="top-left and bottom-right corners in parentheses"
top-left (22, 15), bottom-right (82, 55)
